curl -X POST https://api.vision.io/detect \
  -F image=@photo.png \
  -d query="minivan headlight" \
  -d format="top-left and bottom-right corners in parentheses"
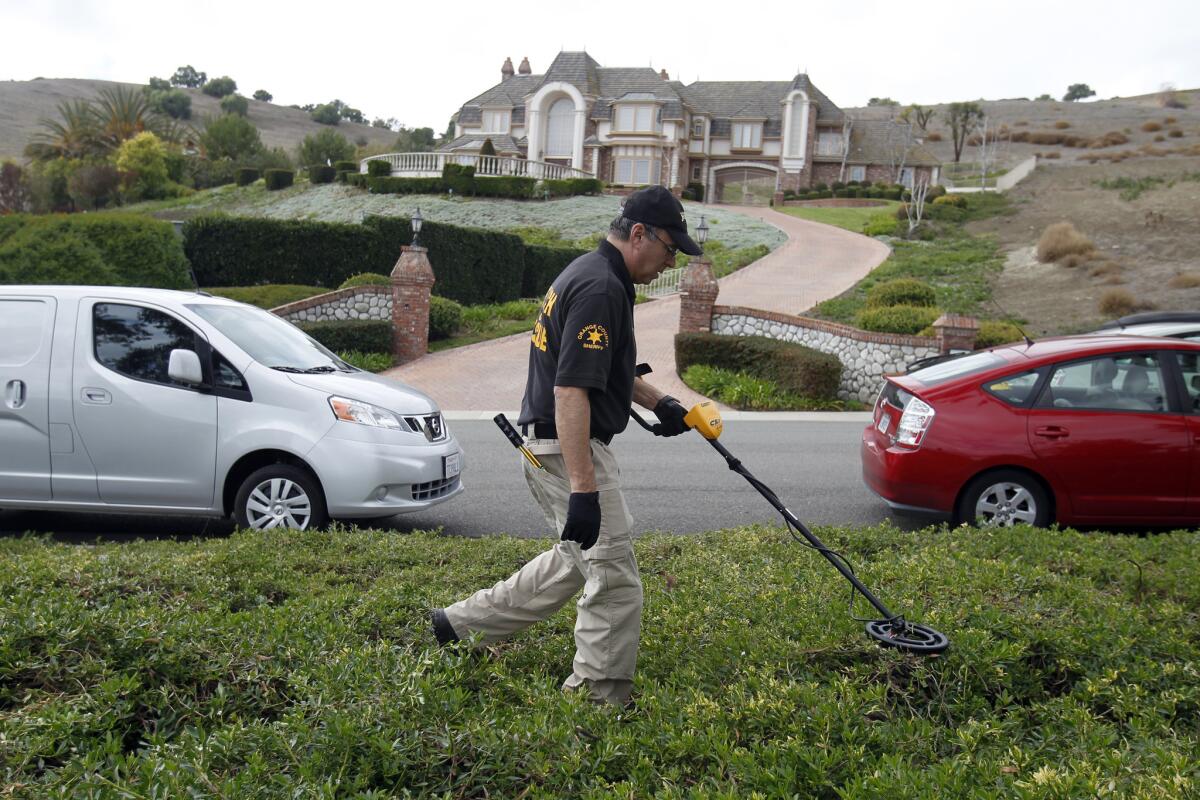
top-left (329, 396), bottom-right (403, 430)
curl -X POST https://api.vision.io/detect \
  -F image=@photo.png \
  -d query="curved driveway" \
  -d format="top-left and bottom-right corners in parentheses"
top-left (383, 206), bottom-right (890, 411)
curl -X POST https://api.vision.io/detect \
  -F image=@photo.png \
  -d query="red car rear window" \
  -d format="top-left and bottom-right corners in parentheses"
top-left (908, 352), bottom-right (1006, 386)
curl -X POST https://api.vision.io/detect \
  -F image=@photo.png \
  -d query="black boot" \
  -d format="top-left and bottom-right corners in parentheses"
top-left (431, 608), bottom-right (459, 646)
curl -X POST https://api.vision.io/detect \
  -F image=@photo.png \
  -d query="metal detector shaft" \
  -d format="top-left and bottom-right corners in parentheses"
top-left (704, 436), bottom-right (897, 621)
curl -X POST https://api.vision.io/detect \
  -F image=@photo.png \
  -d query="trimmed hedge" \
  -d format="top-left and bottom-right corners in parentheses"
top-left (856, 304), bottom-right (942, 334)
top-left (474, 176), bottom-right (536, 198)
top-left (366, 176), bottom-right (443, 194)
top-left (339, 272), bottom-right (391, 289)
top-left (183, 214), bottom-right (578, 305)
top-left (442, 163), bottom-right (475, 195)
top-left (309, 165), bottom-right (336, 184)
top-left (366, 159), bottom-right (392, 177)
top-left (866, 278), bottom-right (937, 308)
top-left (675, 331), bottom-right (842, 400)
top-left (334, 160), bottom-right (358, 173)
top-left (235, 167), bottom-right (260, 186)
top-left (0, 213), bottom-right (191, 289)
top-left (543, 177), bottom-right (603, 197)
top-left (298, 320), bottom-right (392, 354)
top-left (429, 296), bottom-right (464, 340)
top-left (264, 169), bottom-right (294, 190)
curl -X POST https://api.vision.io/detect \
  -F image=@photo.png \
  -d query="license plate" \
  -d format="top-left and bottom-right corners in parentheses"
top-left (443, 452), bottom-right (462, 479)
top-left (877, 414), bottom-right (891, 434)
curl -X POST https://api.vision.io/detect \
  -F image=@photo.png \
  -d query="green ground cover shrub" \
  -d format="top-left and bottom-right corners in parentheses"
top-left (430, 298), bottom-right (541, 352)
top-left (204, 284), bottom-right (326, 309)
top-left (428, 295), bottom-right (464, 340)
top-left (676, 331), bottom-right (842, 399)
top-left (866, 278), bottom-right (937, 308)
top-left (0, 213), bottom-right (190, 289)
top-left (975, 319), bottom-right (1027, 348)
top-left (704, 241), bottom-right (771, 278)
top-left (339, 272), bottom-right (392, 289)
top-left (297, 319), bottom-right (391, 353)
top-left (782, 200), bottom-right (904, 233)
top-left (856, 304), bottom-right (943, 335)
top-left (337, 350), bottom-right (393, 372)
top-left (681, 364), bottom-right (858, 410)
top-left (2, 524), bottom-right (1197, 796)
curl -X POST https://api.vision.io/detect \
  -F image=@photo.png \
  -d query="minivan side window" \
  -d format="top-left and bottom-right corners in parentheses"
top-left (0, 299), bottom-right (51, 366)
top-left (93, 303), bottom-right (200, 387)
top-left (213, 351), bottom-right (248, 392)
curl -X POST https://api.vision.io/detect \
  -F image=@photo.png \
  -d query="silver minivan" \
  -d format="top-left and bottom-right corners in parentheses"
top-left (0, 286), bottom-right (464, 529)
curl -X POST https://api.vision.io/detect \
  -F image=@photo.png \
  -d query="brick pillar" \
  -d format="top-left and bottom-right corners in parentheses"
top-left (772, 191), bottom-right (785, 207)
top-left (933, 314), bottom-right (979, 354)
top-left (390, 245), bottom-right (435, 365)
top-left (678, 256), bottom-right (719, 334)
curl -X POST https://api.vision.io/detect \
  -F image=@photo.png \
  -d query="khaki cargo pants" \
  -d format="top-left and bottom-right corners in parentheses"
top-left (442, 438), bottom-right (643, 705)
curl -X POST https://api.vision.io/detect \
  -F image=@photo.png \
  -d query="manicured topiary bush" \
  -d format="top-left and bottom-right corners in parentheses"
top-left (339, 272), bottom-right (392, 289)
top-left (428, 295), bottom-right (464, 340)
top-left (366, 159), bottom-right (392, 177)
top-left (366, 177), bottom-right (444, 194)
top-left (235, 167), bottom-right (260, 186)
top-left (856, 304), bottom-right (942, 334)
top-left (866, 278), bottom-right (937, 308)
top-left (298, 320), bottom-right (392, 354)
top-left (264, 169), bottom-right (294, 190)
top-left (334, 160), bottom-right (358, 173)
top-left (309, 165), bottom-right (336, 184)
top-left (474, 176), bottom-right (536, 198)
top-left (675, 331), bottom-right (842, 399)
top-left (442, 163), bottom-right (475, 196)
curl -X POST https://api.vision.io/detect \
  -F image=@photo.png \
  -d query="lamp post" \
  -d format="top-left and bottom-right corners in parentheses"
top-left (696, 215), bottom-right (709, 252)
top-left (411, 207), bottom-right (424, 248)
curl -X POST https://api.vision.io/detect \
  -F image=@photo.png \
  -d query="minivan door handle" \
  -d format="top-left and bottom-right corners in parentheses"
top-left (1034, 425), bottom-right (1069, 439)
top-left (4, 379), bottom-right (26, 409)
top-left (81, 387), bottom-right (112, 405)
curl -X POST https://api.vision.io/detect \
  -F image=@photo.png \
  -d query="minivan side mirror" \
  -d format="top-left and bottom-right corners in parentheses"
top-left (168, 349), bottom-right (204, 386)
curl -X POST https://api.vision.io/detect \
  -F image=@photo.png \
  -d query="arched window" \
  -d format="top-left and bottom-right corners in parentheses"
top-left (787, 97), bottom-right (806, 157)
top-left (545, 98), bottom-right (574, 158)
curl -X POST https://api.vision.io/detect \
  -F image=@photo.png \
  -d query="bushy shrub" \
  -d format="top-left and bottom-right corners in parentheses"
top-left (442, 163), bottom-right (476, 195)
top-left (187, 157), bottom-right (239, 189)
top-left (428, 295), bottom-right (464, 340)
top-left (1054, 120), bottom-right (1071, 129)
top-left (932, 193), bottom-right (968, 208)
top-left (220, 94), bottom-right (249, 117)
top-left (0, 227), bottom-right (117, 285)
top-left (474, 176), bottom-right (536, 198)
top-left (115, 132), bottom-right (171, 200)
top-left (684, 181), bottom-right (705, 202)
top-left (543, 178), bottom-right (603, 197)
top-left (67, 164), bottom-right (122, 210)
top-left (862, 214), bottom-right (899, 237)
top-left (298, 320), bottom-right (391, 354)
top-left (0, 213), bottom-right (190, 289)
top-left (1097, 289), bottom-right (1144, 318)
top-left (366, 176), bottom-right (444, 194)
top-left (200, 114), bottom-right (264, 162)
top-left (682, 365), bottom-right (851, 411)
top-left (366, 159), bottom-right (392, 177)
top-left (866, 278), bottom-right (937, 308)
top-left (856, 304), bottom-right (942, 334)
top-left (334, 160), bottom-right (358, 173)
top-left (235, 167), bottom-right (260, 186)
top-left (298, 129), bottom-right (354, 168)
top-left (1141, 121), bottom-right (1163, 132)
top-left (264, 169), bottom-right (294, 190)
top-left (339, 272), bottom-right (392, 289)
top-left (152, 88), bottom-right (192, 120)
top-left (337, 350), bottom-right (393, 372)
top-left (310, 104), bottom-right (340, 125)
top-left (1036, 221), bottom-right (1094, 263)
top-left (675, 332), bottom-right (842, 399)
top-left (201, 76), bottom-right (237, 98)
top-left (974, 320), bottom-right (1025, 348)
top-left (309, 165), bottom-right (336, 184)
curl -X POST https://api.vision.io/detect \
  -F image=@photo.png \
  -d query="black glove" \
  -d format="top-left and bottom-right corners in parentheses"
top-left (562, 492), bottom-right (601, 550)
top-left (652, 395), bottom-right (690, 437)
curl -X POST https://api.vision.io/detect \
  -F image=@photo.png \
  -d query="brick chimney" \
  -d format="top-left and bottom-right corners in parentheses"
top-left (660, 68), bottom-right (669, 81)
top-left (518, 56), bottom-right (531, 75)
top-left (501, 56), bottom-right (514, 81)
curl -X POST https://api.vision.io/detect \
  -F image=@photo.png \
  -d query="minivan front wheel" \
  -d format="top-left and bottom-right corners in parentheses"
top-left (234, 464), bottom-right (329, 530)
top-left (957, 470), bottom-right (1051, 528)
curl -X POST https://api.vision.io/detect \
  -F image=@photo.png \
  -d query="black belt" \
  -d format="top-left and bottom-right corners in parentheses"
top-left (522, 422), bottom-right (612, 445)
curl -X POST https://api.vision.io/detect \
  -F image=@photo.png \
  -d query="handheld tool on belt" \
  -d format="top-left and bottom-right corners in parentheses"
top-left (629, 364), bottom-right (949, 655)
top-left (493, 413), bottom-right (543, 470)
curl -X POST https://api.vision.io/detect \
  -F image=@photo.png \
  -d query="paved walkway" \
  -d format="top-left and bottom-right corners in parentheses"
top-left (382, 206), bottom-right (890, 411)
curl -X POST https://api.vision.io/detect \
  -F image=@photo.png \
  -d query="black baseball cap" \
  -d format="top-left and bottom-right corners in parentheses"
top-left (620, 185), bottom-right (703, 256)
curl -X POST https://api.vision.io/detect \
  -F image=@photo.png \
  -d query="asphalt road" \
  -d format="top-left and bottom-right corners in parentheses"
top-left (0, 418), bottom-right (932, 543)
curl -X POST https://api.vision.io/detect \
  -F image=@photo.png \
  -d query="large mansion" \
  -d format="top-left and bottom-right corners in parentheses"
top-left (441, 52), bottom-right (940, 203)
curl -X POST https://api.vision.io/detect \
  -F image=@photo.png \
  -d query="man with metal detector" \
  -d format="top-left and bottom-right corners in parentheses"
top-left (431, 186), bottom-right (703, 707)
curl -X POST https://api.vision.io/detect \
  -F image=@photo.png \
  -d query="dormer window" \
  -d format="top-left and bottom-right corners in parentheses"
top-left (482, 109), bottom-right (510, 134)
top-left (692, 117), bottom-right (705, 138)
top-left (616, 104), bottom-right (658, 133)
top-left (732, 122), bottom-right (763, 150)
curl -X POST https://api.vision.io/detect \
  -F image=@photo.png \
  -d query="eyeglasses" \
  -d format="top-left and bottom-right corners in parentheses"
top-left (642, 225), bottom-right (678, 258)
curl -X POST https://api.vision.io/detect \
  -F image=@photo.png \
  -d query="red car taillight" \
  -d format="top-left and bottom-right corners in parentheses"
top-left (895, 396), bottom-right (935, 448)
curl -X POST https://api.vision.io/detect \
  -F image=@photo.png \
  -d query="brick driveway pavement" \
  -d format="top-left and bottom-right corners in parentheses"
top-left (381, 205), bottom-right (890, 412)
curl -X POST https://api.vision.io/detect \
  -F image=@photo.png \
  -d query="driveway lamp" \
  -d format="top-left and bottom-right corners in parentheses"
top-left (411, 207), bottom-right (424, 248)
top-left (696, 215), bottom-right (709, 253)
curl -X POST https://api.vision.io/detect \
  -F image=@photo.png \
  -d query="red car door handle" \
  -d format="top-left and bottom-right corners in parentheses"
top-left (1035, 426), bottom-right (1069, 439)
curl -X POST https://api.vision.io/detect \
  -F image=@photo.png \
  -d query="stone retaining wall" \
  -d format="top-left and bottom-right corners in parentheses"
top-left (711, 305), bottom-right (938, 402)
top-left (271, 285), bottom-right (392, 323)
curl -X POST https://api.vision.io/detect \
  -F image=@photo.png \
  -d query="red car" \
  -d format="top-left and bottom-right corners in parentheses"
top-left (862, 336), bottom-right (1200, 527)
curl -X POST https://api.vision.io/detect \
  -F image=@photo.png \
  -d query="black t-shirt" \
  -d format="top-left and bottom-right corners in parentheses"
top-left (518, 240), bottom-right (637, 439)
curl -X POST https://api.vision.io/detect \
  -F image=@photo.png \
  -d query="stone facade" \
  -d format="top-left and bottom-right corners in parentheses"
top-left (711, 306), bottom-right (939, 402)
top-left (272, 285), bottom-right (392, 323)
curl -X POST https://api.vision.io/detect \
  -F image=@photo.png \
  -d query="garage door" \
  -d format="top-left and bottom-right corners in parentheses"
top-left (715, 168), bottom-right (776, 206)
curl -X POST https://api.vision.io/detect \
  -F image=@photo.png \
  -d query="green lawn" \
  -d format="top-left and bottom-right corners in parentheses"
top-left (205, 284), bottom-right (327, 309)
top-left (780, 200), bottom-right (902, 233)
top-left (2, 523), bottom-right (1196, 796)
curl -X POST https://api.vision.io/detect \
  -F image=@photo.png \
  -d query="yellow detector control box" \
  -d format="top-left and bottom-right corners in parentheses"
top-left (684, 401), bottom-right (723, 440)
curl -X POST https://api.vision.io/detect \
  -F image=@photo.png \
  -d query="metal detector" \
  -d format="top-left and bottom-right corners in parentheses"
top-left (632, 371), bottom-right (949, 655)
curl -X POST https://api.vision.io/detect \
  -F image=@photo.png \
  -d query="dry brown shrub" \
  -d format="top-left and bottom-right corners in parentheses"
top-left (1168, 272), bottom-right (1200, 289)
top-left (1037, 222), bottom-right (1095, 263)
top-left (1016, 120), bottom-right (1029, 126)
top-left (1102, 274), bottom-right (1127, 285)
top-left (1028, 131), bottom-right (1064, 145)
top-left (1100, 131), bottom-right (1129, 146)
top-left (1168, 128), bottom-right (1184, 138)
top-left (1154, 135), bottom-right (1166, 142)
top-left (1041, 151), bottom-right (1060, 159)
top-left (1088, 261), bottom-right (1121, 278)
top-left (1062, 135), bottom-right (1085, 147)
top-left (1010, 130), bottom-right (1030, 143)
top-left (1098, 289), bottom-right (1139, 316)
top-left (1141, 144), bottom-right (1169, 156)
top-left (1054, 120), bottom-right (1071, 129)
top-left (1060, 253), bottom-right (1090, 268)
top-left (966, 134), bottom-right (982, 147)
top-left (1164, 116), bottom-right (1178, 124)
top-left (1078, 153), bottom-right (1102, 163)
top-left (1142, 121), bottom-right (1163, 132)
top-left (926, 131), bottom-right (943, 142)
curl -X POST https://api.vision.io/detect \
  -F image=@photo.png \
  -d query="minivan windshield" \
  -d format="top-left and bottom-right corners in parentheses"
top-left (186, 303), bottom-right (353, 372)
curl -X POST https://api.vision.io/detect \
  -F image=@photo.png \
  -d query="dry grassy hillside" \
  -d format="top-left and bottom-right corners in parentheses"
top-left (0, 78), bottom-right (398, 161)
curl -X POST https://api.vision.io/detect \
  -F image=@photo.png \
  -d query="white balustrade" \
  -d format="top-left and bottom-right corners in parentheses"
top-left (643, 265), bottom-right (685, 298)
top-left (359, 153), bottom-right (593, 181)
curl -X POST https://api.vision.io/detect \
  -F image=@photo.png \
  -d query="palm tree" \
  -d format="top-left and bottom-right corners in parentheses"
top-left (93, 85), bottom-right (163, 149)
top-left (25, 99), bottom-right (102, 161)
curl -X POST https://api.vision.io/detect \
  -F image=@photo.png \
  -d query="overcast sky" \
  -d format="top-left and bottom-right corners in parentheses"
top-left (3, 0), bottom-right (1197, 130)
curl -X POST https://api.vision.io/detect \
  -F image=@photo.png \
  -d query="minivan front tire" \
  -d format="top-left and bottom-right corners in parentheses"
top-left (234, 464), bottom-right (329, 530)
